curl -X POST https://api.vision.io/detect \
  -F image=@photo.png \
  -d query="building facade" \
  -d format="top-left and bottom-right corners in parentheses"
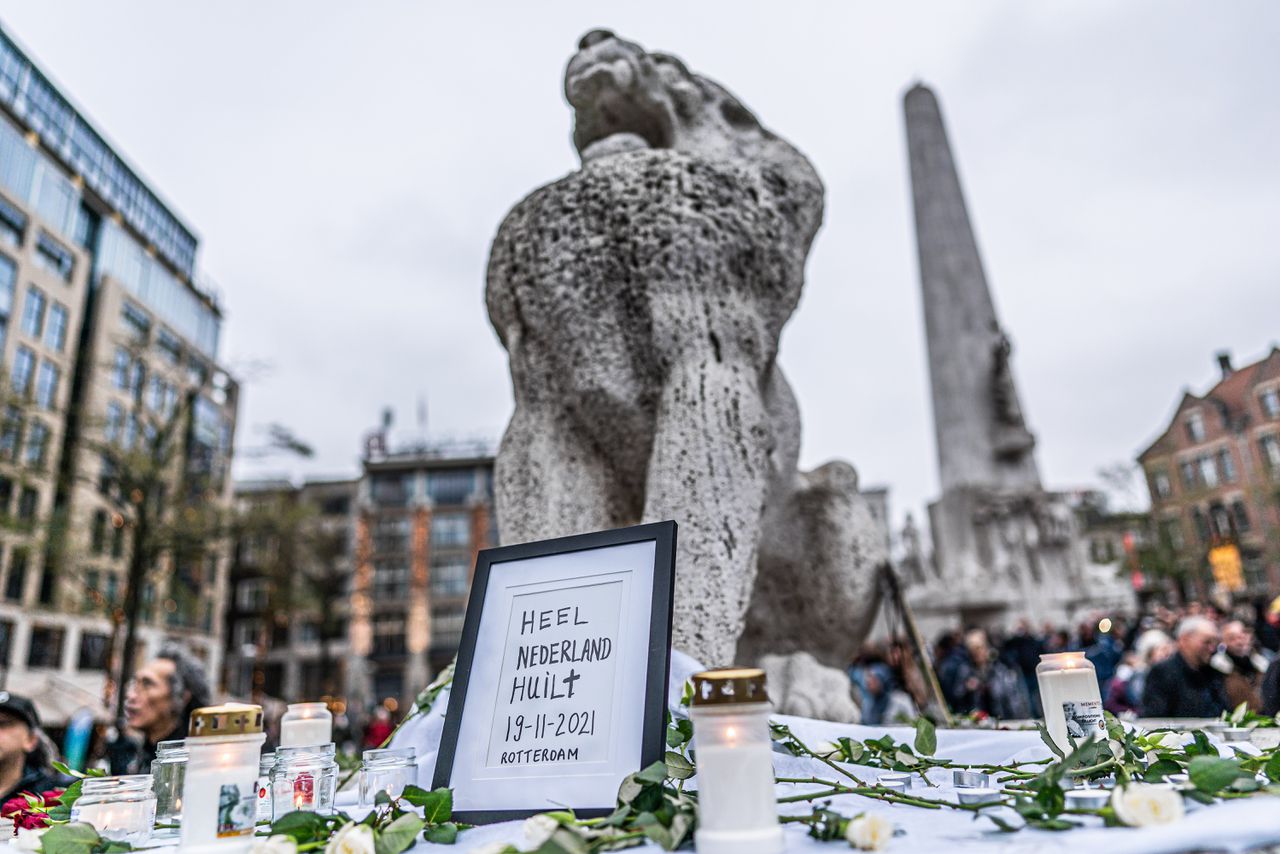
top-left (224, 439), bottom-right (496, 716)
top-left (1138, 349), bottom-right (1280, 598)
top-left (0, 20), bottom-right (237, 723)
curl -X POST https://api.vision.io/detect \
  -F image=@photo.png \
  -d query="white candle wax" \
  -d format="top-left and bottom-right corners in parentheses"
top-left (695, 743), bottom-right (778, 832)
top-left (1038, 663), bottom-right (1104, 753)
top-left (280, 717), bottom-right (332, 748)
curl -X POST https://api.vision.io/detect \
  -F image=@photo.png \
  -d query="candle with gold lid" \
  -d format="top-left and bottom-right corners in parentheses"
top-left (180, 703), bottom-right (266, 853)
top-left (1036, 652), bottom-right (1105, 754)
top-left (689, 668), bottom-right (784, 854)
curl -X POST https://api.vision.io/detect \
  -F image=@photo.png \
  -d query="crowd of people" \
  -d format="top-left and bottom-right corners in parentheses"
top-left (848, 598), bottom-right (1280, 724)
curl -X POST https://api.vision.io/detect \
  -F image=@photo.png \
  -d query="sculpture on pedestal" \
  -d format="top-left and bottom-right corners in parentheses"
top-left (486, 30), bottom-right (881, 719)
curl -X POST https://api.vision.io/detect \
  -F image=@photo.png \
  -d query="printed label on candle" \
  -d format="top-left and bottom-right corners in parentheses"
top-left (1061, 699), bottom-right (1105, 740)
top-left (216, 782), bottom-right (257, 838)
top-left (484, 579), bottom-right (623, 768)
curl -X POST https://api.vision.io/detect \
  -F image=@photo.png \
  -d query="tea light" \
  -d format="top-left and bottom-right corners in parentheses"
top-left (688, 669), bottom-right (784, 854)
top-left (1164, 773), bottom-right (1190, 787)
top-left (70, 776), bottom-right (156, 845)
top-left (1220, 726), bottom-right (1252, 743)
top-left (878, 779), bottom-right (907, 795)
top-left (956, 788), bottom-right (1001, 805)
top-left (280, 702), bottom-right (333, 748)
top-left (1036, 652), bottom-right (1105, 754)
top-left (878, 772), bottom-right (913, 790)
top-left (1064, 789), bottom-right (1110, 810)
top-left (952, 770), bottom-right (991, 788)
top-left (180, 704), bottom-right (266, 853)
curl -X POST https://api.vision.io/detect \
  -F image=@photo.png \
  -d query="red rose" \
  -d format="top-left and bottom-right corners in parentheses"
top-left (39, 790), bottom-right (64, 804)
top-left (1, 796), bottom-right (29, 817)
top-left (14, 811), bottom-right (49, 830)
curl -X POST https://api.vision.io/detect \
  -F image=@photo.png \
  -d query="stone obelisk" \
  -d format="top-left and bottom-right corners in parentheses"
top-left (903, 83), bottom-right (1093, 631)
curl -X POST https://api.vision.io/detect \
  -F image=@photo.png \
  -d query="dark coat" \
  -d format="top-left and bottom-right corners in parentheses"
top-left (1140, 652), bottom-right (1228, 718)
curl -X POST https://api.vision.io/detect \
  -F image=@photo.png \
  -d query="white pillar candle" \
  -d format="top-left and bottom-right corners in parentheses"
top-left (688, 668), bottom-right (784, 854)
top-left (180, 704), bottom-right (267, 854)
top-left (1036, 652), bottom-right (1105, 754)
top-left (280, 702), bottom-right (333, 748)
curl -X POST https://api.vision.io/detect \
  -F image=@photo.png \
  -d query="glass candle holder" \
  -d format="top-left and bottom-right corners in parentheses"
top-left (359, 747), bottom-right (418, 807)
top-left (688, 668), bottom-right (784, 854)
top-left (70, 775), bottom-right (156, 846)
top-left (280, 702), bottom-right (333, 748)
top-left (271, 744), bottom-right (338, 818)
top-left (1036, 652), bottom-right (1105, 754)
top-left (257, 751), bottom-right (276, 822)
top-left (151, 739), bottom-right (187, 837)
top-left (180, 704), bottom-right (266, 852)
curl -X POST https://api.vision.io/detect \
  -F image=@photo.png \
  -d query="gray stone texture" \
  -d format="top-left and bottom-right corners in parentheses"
top-left (486, 30), bottom-right (881, 699)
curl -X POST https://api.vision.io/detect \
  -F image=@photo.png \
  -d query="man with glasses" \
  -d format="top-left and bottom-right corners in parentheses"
top-left (109, 644), bottom-right (212, 774)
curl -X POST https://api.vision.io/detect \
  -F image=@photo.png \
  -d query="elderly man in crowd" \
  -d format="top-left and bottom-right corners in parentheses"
top-left (1141, 616), bottom-right (1228, 717)
top-left (1212, 619), bottom-right (1271, 711)
top-left (109, 644), bottom-right (212, 775)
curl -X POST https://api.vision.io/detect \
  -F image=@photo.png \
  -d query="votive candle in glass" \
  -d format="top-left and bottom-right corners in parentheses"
top-left (359, 747), bottom-right (418, 807)
top-left (688, 668), bottom-right (784, 854)
top-left (271, 744), bottom-right (338, 818)
top-left (180, 704), bottom-right (266, 853)
top-left (70, 776), bottom-right (156, 845)
top-left (1036, 652), bottom-right (1105, 754)
top-left (279, 702), bottom-right (333, 748)
top-left (151, 739), bottom-right (187, 839)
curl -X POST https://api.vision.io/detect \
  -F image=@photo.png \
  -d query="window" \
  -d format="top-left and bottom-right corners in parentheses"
top-left (1151, 470), bottom-right (1172, 499)
top-left (127, 359), bottom-right (144, 402)
top-left (1231, 500), bottom-right (1251, 533)
top-left (372, 613), bottom-right (406, 656)
top-left (1217, 449), bottom-right (1237, 483)
top-left (1198, 455), bottom-right (1218, 488)
top-left (427, 469), bottom-right (475, 505)
top-left (0, 406), bottom-right (20, 461)
top-left (112, 347), bottom-right (130, 389)
top-left (0, 195), bottom-right (24, 248)
top-left (22, 420), bottom-right (48, 468)
top-left (372, 473), bottom-right (411, 507)
top-left (77, 633), bottom-right (109, 671)
top-left (156, 329), bottom-right (181, 365)
top-left (121, 301), bottom-right (150, 340)
top-left (147, 375), bottom-right (164, 411)
top-left (91, 510), bottom-right (107, 554)
top-left (16, 487), bottom-right (37, 524)
top-left (1261, 389), bottom-right (1280, 419)
top-left (83, 569), bottom-right (100, 611)
top-left (1191, 507), bottom-right (1211, 544)
top-left (34, 362), bottom-right (59, 409)
top-left (0, 253), bottom-right (14, 351)
top-left (431, 512), bottom-right (471, 549)
top-left (37, 564), bottom-right (54, 604)
top-left (1209, 504), bottom-right (1232, 540)
top-left (105, 401), bottom-right (123, 443)
top-left (0, 476), bottom-right (11, 514)
top-left (1160, 518), bottom-right (1185, 551)
top-left (1185, 411), bottom-right (1205, 442)
top-left (10, 345), bottom-right (34, 395)
top-left (4, 550), bottom-right (26, 601)
top-left (45, 303), bottom-right (67, 351)
top-left (111, 522), bottom-right (125, 558)
top-left (1263, 435), bottom-right (1280, 470)
top-left (373, 561), bottom-right (409, 598)
top-left (430, 560), bottom-right (469, 597)
top-left (0, 619), bottom-right (12, 670)
top-left (430, 605), bottom-right (466, 646)
top-left (33, 233), bottom-right (73, 281)
top-left (98, 453), bottom-right (116, 495)
top-left (371, 516), bottom-right (410, 554)
top-left (236, 578), bottom-right (269, 611)
top-left (20, 287), bottom-right (45, 337)
top-left (26, 625), bottom-right (63, 669)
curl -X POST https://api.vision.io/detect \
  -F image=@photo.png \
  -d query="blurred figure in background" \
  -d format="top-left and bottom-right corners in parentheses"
top-left (1141, 617), bottom-right (1227, 717)
top-left (363, 706), bottom-right (394, 748)
top-left (0, 693), bottom-right (71, 804)
top-left (109, 644), bottom-right (212, 775)
top-left (1212, 619), bottom-right (1271, 711)
top-left (1001, 619), bottom-right (1044, 716)
top-left (1105, 629), bottom-right (1173, 716)
top-left (942, 629), bottom-right (1030, 719)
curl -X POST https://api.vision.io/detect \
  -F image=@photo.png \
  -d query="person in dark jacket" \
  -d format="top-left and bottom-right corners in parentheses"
top-left (1141, 616), bottom-right (1228, 718)
top-left (1262, 655), bottom-right (1280, 716)
top-left (0, 692), bottom-right (71, 806)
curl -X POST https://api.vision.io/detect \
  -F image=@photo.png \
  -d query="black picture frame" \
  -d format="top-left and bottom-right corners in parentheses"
top-left (432, 520), bottom-right (677, 824)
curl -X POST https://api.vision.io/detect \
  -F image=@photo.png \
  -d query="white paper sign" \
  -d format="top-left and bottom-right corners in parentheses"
top-left (435, 523), bottom-right (675, 821)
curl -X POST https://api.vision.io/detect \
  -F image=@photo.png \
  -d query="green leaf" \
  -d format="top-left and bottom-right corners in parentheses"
top-left (1036, 722), bottom-right (1064, 759)
top-left (536, 827), bottom-right (591, 854)
top-left (269, 810), bottom-right (329, 842)
top-left (419, 788), bottom-right (453, 825)
top-left (893, 749), bottom-right (919, 767)
top-left (1028, 818), bottom-right (1079, 831)
top-left (838, 737), bottom-right (864, 763)
top-left (423, 821), bottom-right (459, 845)
top-left (664, 751), bottom-right (694, 780)
top-left (982, 812), bottom-right (1022, 833)
top-left (617, 775), bottom-right (644, 805)
top-left (635, 760), bottom-right (668, 785)
top-left (1142, 758), bottom-right (1182, 783)
top-left (1188, 756), bottom-right (1245, 793)
top-left (375, 813), bottom-right (426, 854)
top-left (397, 784), bottom-right (431, 806)
top-left (1263, 750), bottom-right (1280, 784)
top-left (913, 717), bottom-right (937, 756)
top-left (36, 822), bottom-right (101, 854)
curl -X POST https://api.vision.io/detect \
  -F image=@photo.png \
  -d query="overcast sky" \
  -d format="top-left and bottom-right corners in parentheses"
top-left (3, 2), bottom-right (1277, 530)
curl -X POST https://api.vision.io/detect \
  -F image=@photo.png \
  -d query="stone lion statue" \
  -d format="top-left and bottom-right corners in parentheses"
top-left (486, 30), bottom-right (883, 719)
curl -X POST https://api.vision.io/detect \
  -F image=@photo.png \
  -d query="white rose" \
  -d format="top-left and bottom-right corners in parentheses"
top-left (812, 740), bottom-right (841, 759)
top-left (325, 822), bottom-right (376, 854)
top-left (1155, 731), bottom-right (1193, 750)
top-left (1110, 784), bottom-right (1185, 827)
top-left (523, 813), bottom-right (560, 848)
top-left (252, 835), bottom-right (299, 854)
top-left (13, 828), bottom-right (47, 853)
top-left (845, 813), bottom-right (894, 850)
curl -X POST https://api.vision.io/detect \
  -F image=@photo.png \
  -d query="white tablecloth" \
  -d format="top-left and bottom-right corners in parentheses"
top-left (388, 692), bottom-right (1280, 853)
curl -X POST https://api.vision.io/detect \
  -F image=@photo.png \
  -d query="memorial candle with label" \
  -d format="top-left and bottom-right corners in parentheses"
top-left (1036, 652), bottom-right (1105, 754)
top-left (688, 668), bottom-right (784, 854)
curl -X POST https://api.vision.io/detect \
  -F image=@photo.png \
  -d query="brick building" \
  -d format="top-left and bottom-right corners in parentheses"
top-left (1138, 349), bottom-right (1280, 597)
